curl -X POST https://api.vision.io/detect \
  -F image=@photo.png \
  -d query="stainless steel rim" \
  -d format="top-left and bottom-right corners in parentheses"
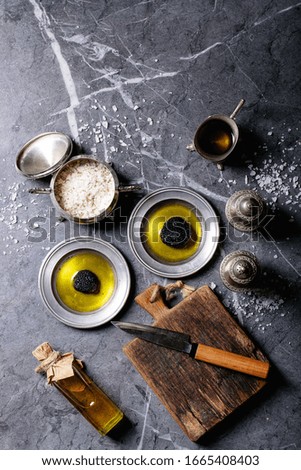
top-left (127, 187), bottom-right (220, 278)
top-left (39, 237), bottom-right (131, 328)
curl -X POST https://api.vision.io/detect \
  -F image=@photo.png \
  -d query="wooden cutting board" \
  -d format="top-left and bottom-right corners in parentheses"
top-left (123, 284), bottom-right (269, 442)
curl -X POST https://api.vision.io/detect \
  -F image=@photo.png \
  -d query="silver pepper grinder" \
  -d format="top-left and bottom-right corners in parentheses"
top-left (220, 250), bottom-right (259, 292)
top-left (225, 190), bottom-right (265, 231)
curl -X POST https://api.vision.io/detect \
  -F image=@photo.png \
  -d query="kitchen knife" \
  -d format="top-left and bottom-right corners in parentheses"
top-left (112, 321), bottom-right (270, 379)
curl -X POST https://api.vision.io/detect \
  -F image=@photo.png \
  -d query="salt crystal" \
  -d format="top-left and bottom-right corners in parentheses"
top-left (102, 121), bottom-right (108, 129)
top-left (267, 131), bottom-right (273, 136)
top-left (133, 105), bottom-right (139, 110)
top-left (112, 105), bottom-right (118, 112)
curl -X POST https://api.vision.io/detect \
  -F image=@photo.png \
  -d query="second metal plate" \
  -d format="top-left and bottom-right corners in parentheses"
top-left (127, 187), bottom-right (219, 278)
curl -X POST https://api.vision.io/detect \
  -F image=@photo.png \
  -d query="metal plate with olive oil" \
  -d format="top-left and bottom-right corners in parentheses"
top-left (127, 187), bottom-right (219, 278)
top-left (39, 237), bottom-right (131, 328)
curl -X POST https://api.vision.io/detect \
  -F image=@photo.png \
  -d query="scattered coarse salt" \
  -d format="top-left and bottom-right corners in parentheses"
top-left (54, 160), bottom-right (115, 219)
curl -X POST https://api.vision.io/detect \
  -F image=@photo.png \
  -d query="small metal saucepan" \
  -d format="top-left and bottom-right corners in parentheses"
top-left (187, 99), bottom-right (245, 170)
top-left (16, 132), bottom-right (140, 224)
top-left (29, 155), bottom-right (140, 224)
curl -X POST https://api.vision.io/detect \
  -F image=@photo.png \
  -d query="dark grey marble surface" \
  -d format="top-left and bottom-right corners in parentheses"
top-left (0, 0), bottom-right (300, 450)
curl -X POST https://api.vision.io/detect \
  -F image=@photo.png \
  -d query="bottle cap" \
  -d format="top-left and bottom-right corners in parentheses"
top-left (32, 342), bottom-right (82, 383)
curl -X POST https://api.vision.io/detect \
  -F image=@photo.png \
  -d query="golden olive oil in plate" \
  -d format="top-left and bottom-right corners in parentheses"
top-left (55, 251), bottom-right (115, 312)
top-left (144, 202), bottom-right (202, 263)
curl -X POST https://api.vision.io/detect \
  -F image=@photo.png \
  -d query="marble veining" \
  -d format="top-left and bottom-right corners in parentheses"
top-left (0, 0), bottom-right (300, 451)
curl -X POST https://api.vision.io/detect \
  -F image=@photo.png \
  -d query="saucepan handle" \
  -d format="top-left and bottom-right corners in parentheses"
top-left (194, 343), bottom-right (269, 379)
top-left (28, 188), bottom-right (52, 194)
top-left (230, 99), bottom-right (245, 120)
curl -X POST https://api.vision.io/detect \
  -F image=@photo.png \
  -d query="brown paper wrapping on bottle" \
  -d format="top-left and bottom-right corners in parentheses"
top-left (32, 342), bottom-right (83, 384)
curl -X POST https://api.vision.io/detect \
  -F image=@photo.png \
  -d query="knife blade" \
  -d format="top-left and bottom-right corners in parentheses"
top-left (112, 321), bottom-right (270, 379)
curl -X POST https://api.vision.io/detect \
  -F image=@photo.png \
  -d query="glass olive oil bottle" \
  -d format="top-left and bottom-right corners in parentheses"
top-left (33, 342), bottom-right (123, 436)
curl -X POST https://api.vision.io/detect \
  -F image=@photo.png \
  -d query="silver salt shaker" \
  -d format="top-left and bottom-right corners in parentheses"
top-left (225, 190), bottom-right (265, 231)
top-left (220, 250), bottom-right (259, 292)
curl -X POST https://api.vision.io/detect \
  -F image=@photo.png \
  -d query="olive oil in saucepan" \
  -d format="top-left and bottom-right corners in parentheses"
top-left (196, 120), bottom-right (233, 156)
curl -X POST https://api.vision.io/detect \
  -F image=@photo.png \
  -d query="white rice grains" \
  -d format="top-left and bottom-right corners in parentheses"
top-left (54, 160), bottom-right (115, 219)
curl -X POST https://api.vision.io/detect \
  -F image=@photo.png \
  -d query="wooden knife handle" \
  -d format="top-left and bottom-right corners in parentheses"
top-left (195, 344), bottom-right (270, 379)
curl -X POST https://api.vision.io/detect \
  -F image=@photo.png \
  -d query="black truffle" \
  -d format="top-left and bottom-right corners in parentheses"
top-left (160, 216), bottom-right (191, 248)
top-left (73, 270), bottom-right (100, 294)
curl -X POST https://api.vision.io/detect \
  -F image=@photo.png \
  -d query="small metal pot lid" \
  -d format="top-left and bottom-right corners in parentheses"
top-left (127, 187), bottom-right (219, 278)
top-left (39, 237), bottom-right (131, 328)
top-left (16, 132), bottom-right (73, 179)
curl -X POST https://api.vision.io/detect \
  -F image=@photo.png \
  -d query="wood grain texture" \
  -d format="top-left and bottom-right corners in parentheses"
top-left (194, 344), bottom-right (270, 379)
top-left (123, 284), bottom-right (268, 441)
